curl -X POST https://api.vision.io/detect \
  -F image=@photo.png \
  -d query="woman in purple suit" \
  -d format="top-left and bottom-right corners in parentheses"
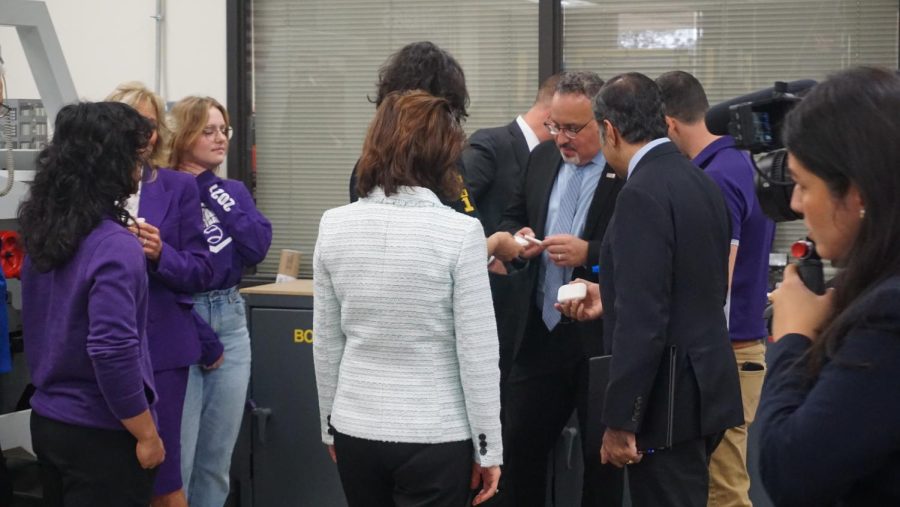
top-left (107, 83), bottom-right (217, 507)
top-left (19, 101), bottom-right (165, 506)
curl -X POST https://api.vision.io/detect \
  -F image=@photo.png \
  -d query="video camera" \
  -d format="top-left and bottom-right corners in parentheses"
top-left (705, 80), bottom-right (817, 223)
top-left (707, 80), bottom-right (828, 297)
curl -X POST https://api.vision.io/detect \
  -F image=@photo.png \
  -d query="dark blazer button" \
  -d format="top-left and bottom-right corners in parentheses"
top-left (327, 428), bottom-right (334, 435)
top-left (479, 441), bottom-right (487, 448)
top-left (480, 448), bottom-right (487, 456)
top-left (478, 433), bottom-right (486, 441)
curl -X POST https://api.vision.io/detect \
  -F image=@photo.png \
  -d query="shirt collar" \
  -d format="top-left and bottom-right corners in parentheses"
top-left (516, 115), bottom-right (541, 152)
top-left (692, 135), bottom-right (734, 168)
top-left (627, 137), bottom-right (671, 179)
top-left (363, 186), bottom-right (444, 207)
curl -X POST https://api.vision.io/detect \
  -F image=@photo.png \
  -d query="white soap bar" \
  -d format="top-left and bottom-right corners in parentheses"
top-left (557, 282), bottom-right (587, 303)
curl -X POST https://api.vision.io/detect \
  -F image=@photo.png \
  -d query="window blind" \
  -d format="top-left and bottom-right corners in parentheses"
top-left (253, 0), bottom-right (539, 277)
top-left (563, 0), bottom-right (898, 257)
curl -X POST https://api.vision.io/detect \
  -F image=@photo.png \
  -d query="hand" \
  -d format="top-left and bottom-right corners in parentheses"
top-left (487, 231), bottom-right (525, 262)
top-left (770, 263), bottom-right (835, 341)
top-left (470, 462), bottom-right (501, 505)
top-left (128, 222), bottom-right (163, 261)
top-left (600, 428), bottom-right (642, 468)
top-left (326, 444), bottom-right (337, 463)
top-left (203, 353), bottom-right (225, 371)
top-left (555, 279), bottom-right (602, 321)
top-left (178, 161), bottom-right (209, 176)
top-left (514, 227), bottom-right (544, 259)
top-left (135, 434), bottom-right (165, 469)
top-left (487, 258), bottom-right (508, 275)
top-left (542, 234), bottom-right (589, 267)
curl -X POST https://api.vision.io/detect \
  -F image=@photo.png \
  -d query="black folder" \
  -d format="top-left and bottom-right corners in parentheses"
top-left (585, 346), bottom-right (677, 454)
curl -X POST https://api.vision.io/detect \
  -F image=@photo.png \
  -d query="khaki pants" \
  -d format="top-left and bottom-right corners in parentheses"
top-left (708, 341), bottom-right (767, 507)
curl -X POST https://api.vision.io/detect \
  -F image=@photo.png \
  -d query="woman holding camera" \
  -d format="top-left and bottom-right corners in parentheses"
top-left (759, 66), bottom-right (900, 506)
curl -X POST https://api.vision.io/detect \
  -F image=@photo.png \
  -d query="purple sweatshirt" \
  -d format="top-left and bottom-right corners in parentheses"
top-left (22, 219), bottom-right (157, 430)
top-left (194, 171), bottom-right (272, 290)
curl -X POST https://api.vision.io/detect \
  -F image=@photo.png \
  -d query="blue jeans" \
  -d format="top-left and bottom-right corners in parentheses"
top-left (180, 286), bottom-right (251, 507)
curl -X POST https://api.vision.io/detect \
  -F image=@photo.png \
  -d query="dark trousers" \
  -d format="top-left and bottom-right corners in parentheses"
top-left (503, 311), bottom-right (623, 507)
top-left (628, 432), bottom-right (723, 507)
top-left (30, 412), bottom-right (155, 507)
top-left (333, 431), bottom-right (472, 507)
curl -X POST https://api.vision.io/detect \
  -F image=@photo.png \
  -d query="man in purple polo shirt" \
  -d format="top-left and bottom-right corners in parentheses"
top-left (657, 71), bottom-right (775, 507)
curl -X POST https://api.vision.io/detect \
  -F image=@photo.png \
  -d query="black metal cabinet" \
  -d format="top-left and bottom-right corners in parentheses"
top-left (235, 281), bottom-right (347, 507)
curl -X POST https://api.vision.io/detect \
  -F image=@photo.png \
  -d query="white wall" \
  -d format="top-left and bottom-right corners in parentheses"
top-left (1, 0), bottom-right (226, 105)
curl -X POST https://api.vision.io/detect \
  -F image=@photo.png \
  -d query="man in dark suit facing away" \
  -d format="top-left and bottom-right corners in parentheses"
top-left (497, 71), bottom-right (624, 507)
top-left (461, 73), bottom-right (561, 236)
top-left (587, 72), bottom-right (742, 506)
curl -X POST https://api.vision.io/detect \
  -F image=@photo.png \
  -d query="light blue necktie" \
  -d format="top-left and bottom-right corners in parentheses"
top-left (541, 168), bottom-right (585, 330)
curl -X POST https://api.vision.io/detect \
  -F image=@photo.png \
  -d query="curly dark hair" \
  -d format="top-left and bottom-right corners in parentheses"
top-left (18, 101), bottom-right (152, 272)
top-left (369, 41), bottom-right (469, 122)
top-left (357, 91), bottom-right (465, 201)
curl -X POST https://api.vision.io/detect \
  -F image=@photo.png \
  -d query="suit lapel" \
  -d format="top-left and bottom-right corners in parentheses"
top-left (507, 121), bottom-right (530, 173)
top-left (582, 163), bottom-right (619, 239)
top-left (536, 151), bottom-right (563, 238)
top-left (138, 169), bottom-right (173, 229)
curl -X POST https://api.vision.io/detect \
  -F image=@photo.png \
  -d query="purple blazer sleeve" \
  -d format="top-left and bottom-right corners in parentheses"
top-left (147, 172), bottom-right (214, 293)
top-left (194, 310), bottom-right (224, 367)
top-left (87, 234), bottom-right (152, 420)
top-left (196, 171), bottom-right (272, 266)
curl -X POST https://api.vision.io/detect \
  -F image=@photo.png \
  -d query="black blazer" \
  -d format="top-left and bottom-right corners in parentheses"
top-left (599, 142), bottom-right (742, 450)
top-left (757, 276), bottom-right (900, 506)
top-left (461, 121), bottom-right (531, 236)
top-left (498, 140), bottom-right (622, 361)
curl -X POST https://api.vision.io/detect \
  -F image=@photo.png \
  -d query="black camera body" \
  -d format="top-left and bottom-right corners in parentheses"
top-left (706, 80), bottom-right (817, 223)
top-left (706, 80), bottom-right (826, 296)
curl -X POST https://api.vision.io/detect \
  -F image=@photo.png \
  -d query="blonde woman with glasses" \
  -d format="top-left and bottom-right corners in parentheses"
top-left (169, 96), bottom-right (272, 506)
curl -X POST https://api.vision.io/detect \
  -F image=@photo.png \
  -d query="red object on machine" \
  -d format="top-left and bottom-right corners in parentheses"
top-left (0, 230), bottom-right (24, 279)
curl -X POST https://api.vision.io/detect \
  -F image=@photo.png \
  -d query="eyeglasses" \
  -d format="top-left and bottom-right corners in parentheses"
top-left (202, 125), bottom-right (233, 139)
top-left (544, 118), bottom-right (594, 139)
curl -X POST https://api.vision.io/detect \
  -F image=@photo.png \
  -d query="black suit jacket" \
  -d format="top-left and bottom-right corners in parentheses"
top-left (498, 140), bottom-right (622, 365)
top-left (461, 121), bottom-right (531, 235)
top-left (599, 141), bottom-right (742, 450)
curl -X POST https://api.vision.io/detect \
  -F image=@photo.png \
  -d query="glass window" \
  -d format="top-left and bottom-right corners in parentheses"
top-left (253, 0), bottom-right (539, 276)
top-left (563, 0), bottom-right (898, 254)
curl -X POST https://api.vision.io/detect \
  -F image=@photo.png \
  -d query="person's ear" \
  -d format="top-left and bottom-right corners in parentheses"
top-left (602, 120), bottom-right (620, 148)
top-left (846, 184), bottom-right (865, 218)
top-left (664, 116), bottom-right (678, 137)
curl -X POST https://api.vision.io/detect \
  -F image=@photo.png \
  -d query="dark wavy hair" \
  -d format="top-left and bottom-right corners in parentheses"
top-left (369, 41), bottom-right (469, 122)
top-left (782, 66), bottom-right (900, 376)
top-left (593, 72), bottom-right (668, 144)
top-left (18, 101), bottom-right (152, 272)
top-left (356, 91), bottom-right (465, 200)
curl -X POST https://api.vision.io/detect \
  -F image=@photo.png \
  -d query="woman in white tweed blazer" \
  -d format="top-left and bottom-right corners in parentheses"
top-left (313, 90), bottom-right (502, 507)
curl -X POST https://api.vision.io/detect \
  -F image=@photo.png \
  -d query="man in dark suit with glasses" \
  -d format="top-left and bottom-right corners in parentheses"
top-left (497, 71), bottom-right (624, 507)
